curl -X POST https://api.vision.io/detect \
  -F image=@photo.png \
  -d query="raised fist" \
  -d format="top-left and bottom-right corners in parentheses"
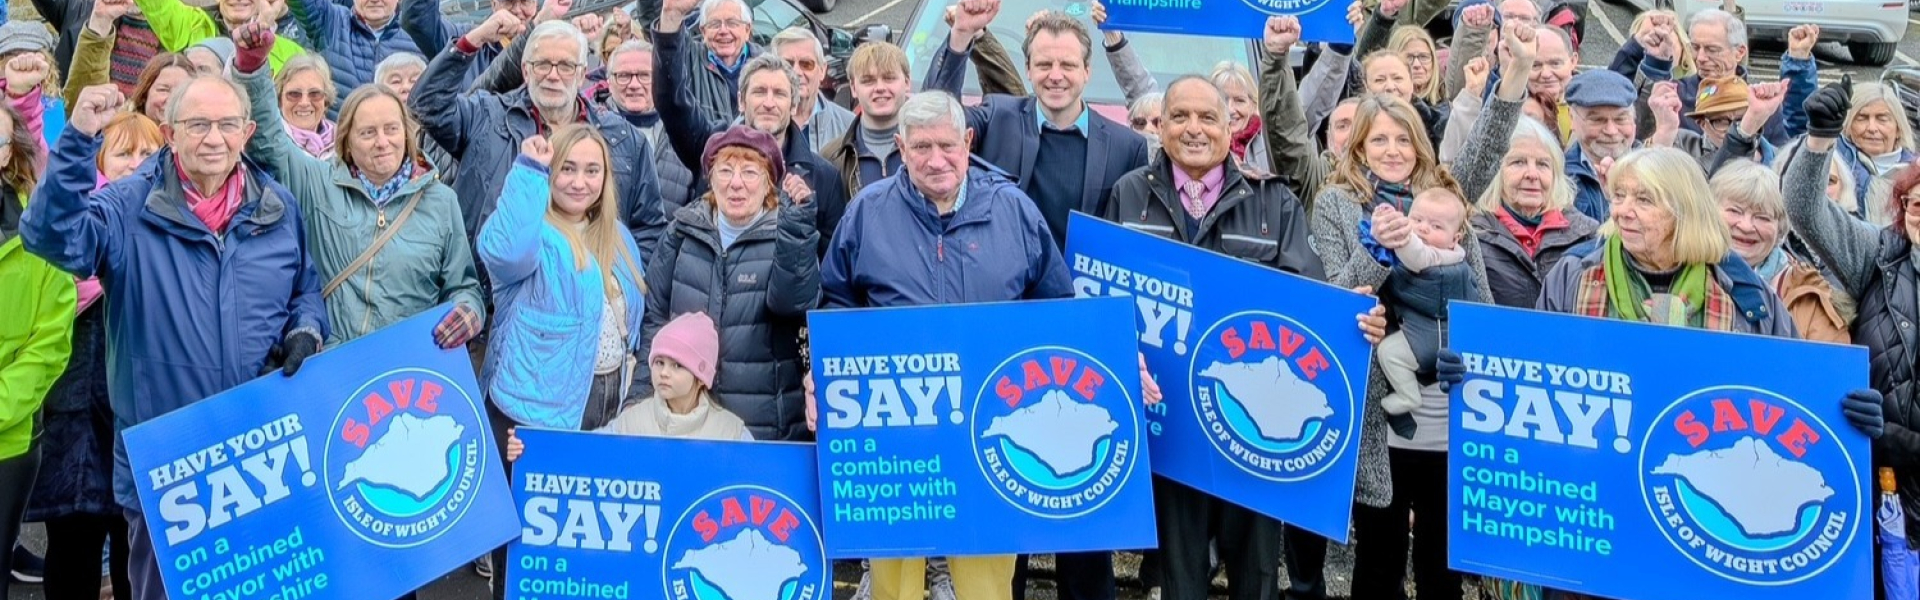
top-left (1648, 81), bottom-right (1681, 131)
top-left (1786, 24), bottom-right (1819, 60)
top-left (1460, 3), bottom-right (1493, 30)
top-left (71, 85), bottom-right (126, 137)
top-left (3, 53), bottom-right (50, 96)
top-left (465, 9), bottom-right (527, 48)
top-left (521, 135), bottom-right (554, 165)
top-left (1263, 16), bottom-right (1301, 56)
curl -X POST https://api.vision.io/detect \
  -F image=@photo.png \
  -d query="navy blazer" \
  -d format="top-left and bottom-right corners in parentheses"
top-left (923, 45), bottom-right (1149, 219)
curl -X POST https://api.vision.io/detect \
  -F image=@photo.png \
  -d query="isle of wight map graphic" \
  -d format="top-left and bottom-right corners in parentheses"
top-left (1637, 386), bottom-right (1861, 587)
top-left (972, 347), bottom-right (1142, 520)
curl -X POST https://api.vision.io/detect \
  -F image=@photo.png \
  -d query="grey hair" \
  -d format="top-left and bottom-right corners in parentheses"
top-left (739, 55), bottom-right (806, 112)
top-left (375, 52), bottom-right (427, 81)
top-left (524, 20), bottom-right (590, 67)
top-left (163, 74), bottom-right (252, 124)
top-left (1207, 62), bottom-right (1257, 106)
top-left (1848, 82), bottom-right (1918, 153)
top-left (698, 0), bottom-right (750, 23)
top-left (1163, 75), bottom-right (1228, 116)
top-left (1711, 158), bottom-right (1786, 221)
top-left (607, 39), bottom-right (656, 64)
top-left (1688, 8), bottom-right (1747, 48)
top-left (899, 91), bottom-right (967, 139)
top-left (1128, 92), bottom-right (1164, 122)
top-left (1475, 116), bottom-right (1577, 214)
top-left (771, 27), bottom-right (823, 60)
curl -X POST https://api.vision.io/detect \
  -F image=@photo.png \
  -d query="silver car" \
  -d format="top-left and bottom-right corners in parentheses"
top-left (1660, 0), bottom-right (1910, 66)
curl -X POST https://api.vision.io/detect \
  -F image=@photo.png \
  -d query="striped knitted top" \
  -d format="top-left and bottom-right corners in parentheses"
top-left (109, 17), bottom-right (162, 95)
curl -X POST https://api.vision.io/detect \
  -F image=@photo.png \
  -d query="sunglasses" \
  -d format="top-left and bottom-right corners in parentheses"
top-left (1130, 116), bottom-right (1161, 129)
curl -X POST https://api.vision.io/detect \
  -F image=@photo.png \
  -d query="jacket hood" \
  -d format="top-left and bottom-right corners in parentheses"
top-left (136, 149), bottom-right (292, 238)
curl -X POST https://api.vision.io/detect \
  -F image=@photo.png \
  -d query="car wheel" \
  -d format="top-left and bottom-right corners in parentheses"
top-left (1848, 41), bottom-right (1898, 67)
top-left (803, 0), bottom-right (835, 14)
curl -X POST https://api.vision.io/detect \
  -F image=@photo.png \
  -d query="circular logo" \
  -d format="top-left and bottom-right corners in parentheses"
top-left (970, 346), bottom-right (1141, 519)
top-left (1187, 311), bottom-right (1355, 482)
top-left (661, 486), bottom-right (828, 600)
top-left (1233, 0), bottom-right (1336, 21)
top-left (322, 367), bottom-right (489, 548)
top-left (1636, 385), bottom-right (1861, 586)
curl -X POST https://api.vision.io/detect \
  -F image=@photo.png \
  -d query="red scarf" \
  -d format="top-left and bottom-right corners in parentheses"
top-left (175, 161), bottom-right (247, 236)
top-left (1494, 204), bottom-right (1569, 257)
top-left (1229, 116), bottom-right (1263, 162)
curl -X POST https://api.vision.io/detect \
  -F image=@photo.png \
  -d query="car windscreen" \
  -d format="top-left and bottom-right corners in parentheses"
top-left (900, 0), bottom-right (1256, 107)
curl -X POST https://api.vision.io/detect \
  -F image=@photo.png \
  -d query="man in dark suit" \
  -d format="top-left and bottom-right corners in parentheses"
top-left (921, 3), bottom-right (1148, 599)
top-left (923, 0), bottom-right (1149, 251)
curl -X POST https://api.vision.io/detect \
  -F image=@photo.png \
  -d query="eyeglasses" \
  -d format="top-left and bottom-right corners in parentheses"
top-left (1129, 116), bottom-right (1161, 129)
top-left (786, 57), bottom-right (819, 71)
top-left (173, 118), bottom-right (248, 137)
top-left (526, 60), bottom-right (582, 76)
top-left (283, 88), bottom-right (329, 103)
top-left (700, 18), bottom-right (748, 31)
top-left (610, 71), bottom-right (654, 85)
top-left (1698, 115), bottom-right (1738, 132)
top-left (712, 166), bottom-right (766, 183)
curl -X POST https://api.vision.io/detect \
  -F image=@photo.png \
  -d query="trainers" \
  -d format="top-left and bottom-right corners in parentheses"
top-left (11, 545), bottom-right (45, 584)
top-left (928, 557), bottom-right (957, 600)
top-left (474, 554), bottom-right (494, 579)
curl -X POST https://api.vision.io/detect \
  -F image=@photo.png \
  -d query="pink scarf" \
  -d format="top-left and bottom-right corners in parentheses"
top-left (174, 160), bottom-right (247, 236)
top-left (285, 120), bottom-right (336, 159)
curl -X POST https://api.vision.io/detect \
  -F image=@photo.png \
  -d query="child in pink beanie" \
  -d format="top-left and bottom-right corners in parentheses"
top-left (508, 312), bottom-right (750, 459)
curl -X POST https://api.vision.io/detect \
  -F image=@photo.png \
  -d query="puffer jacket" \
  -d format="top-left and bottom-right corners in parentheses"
top-left (286, 0), bottom-right (422, 111)
top-left (479, 160), bottom-right (648, 429)
top-left (1473, 209), bottom-right (1602, 308)
top-left (822, 163), bottom-right (1072, 308)
top-left (240, 68), bottom-right (484, 344)
top-left (1385, 260), bottom-right (1477, 376)
top-left (0, 189), bottom-right (77, 460)
top-left (23, 128), bottom-right (328, 508)
top-left (412, 44), bottom-right (667, 260)
top-left (641, 200), bottom-right (820, 440)
top-left (1780, 144), bottom-right (1920, 538)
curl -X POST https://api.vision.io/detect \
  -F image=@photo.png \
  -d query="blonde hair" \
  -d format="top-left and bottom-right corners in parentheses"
top-left (1629, 10), bottom-right (1694, 79)
top-left (1208, 61), bottom-right (1258, 109)
top-left (1847, 83), bottom-right (1917, 154)
top-left (1476, 117), bottom-right (1576, 215)
top-left (1710, 159), bottom-right (1785, 221)
top-left (848, 40), bottom-right (909, 81)
top-left (545, 125), bottom-right (646, 297)
top-left (1387, 26), bottom-right (1443, 105)
top-left (95, 112), bottom-right (164, 174)
top-left (1330, 94), bottom-right (1461, 202)
top-left (1598, 147), bottom-right (1730, 265)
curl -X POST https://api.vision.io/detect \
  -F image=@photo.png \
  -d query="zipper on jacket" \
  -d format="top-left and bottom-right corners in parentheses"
top-left (936, 235), bottom-right (945, 262)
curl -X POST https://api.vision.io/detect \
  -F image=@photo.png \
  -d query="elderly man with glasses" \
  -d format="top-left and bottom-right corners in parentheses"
top-left (771, 27), bottom-right (856, 155)
top-left (1626, 9), bottom-right (1819, 146)
top-left (22, 78), bottom-right (328, 600)
top-left (656, 0), bottom-right (763, 121)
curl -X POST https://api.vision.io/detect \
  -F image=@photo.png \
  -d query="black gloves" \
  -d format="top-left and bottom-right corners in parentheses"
top-left (1436, 349), bottom-right (1466, 392)
top-left (262, 330), bottom-right (323, 377)
top-left (1803, 74), bottom-right (1852, 139)
top-left (1843, 388), bottom-right (1885, 440)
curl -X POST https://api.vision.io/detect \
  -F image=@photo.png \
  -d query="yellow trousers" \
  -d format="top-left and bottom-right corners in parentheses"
top-left (870, 556), bottom-right (1016, 600)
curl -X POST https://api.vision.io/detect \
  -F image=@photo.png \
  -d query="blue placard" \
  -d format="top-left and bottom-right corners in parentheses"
top-left (1098, 0), bottom-right (1355, 42)
top-left (505, 431), bottom-right (828, 600)
top-left (809, 297), bottom-right (1156, 558)
top-left (1064, 213), bottom-right (1374, 542)
top-left (123, 304), bottom-right (518, 600)
top-left (1447, 302), bottom-right (1873, 600)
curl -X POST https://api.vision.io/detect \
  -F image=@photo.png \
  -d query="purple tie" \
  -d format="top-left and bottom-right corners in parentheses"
top-left (1181, 180), bottom-right (1208, 218)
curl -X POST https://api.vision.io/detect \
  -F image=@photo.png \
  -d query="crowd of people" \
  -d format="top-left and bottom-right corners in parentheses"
top-left (0, 0), bottom-right (1912, 597)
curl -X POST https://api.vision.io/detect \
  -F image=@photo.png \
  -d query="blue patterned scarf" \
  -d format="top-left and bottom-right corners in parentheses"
top-left (357, 161), bottom-right (416, 207)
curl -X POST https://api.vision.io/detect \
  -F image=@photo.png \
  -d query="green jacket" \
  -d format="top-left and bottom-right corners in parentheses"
top-left (239, 69), bottom-right (483, 344)
top-left (135, 0), bottom-right (306, 74)
top-left (0, 191), bottom-right (77, 459)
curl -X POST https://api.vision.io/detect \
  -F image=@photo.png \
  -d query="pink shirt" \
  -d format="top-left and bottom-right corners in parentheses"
top-left (1171, 164), bottom-right (1226, 219)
